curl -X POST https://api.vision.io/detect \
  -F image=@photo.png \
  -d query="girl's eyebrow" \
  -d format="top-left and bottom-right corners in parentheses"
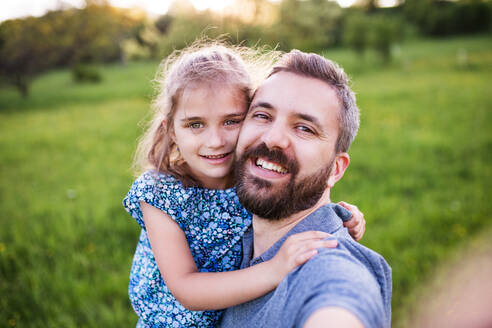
top-left (180, 112), bottom-right (246, 122)
top-left (180, 116), bottom-right (202, 122)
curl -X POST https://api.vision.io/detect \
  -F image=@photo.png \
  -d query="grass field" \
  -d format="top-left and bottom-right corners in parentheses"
top-left (1, 34), bottom-right (491, 327)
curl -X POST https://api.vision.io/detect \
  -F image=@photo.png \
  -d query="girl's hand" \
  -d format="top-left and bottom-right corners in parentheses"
top-left (338, 201), bottom-right (366, 241)
top-left (269, 231), bottom-right (338, 281)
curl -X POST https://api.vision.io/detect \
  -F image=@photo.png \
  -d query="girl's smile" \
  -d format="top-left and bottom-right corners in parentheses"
top-left (200, 152), bottom-right (234, 165)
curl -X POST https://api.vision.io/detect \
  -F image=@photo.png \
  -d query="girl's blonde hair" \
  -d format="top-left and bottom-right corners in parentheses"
top-left (133, 39), bottom-right (279, 186)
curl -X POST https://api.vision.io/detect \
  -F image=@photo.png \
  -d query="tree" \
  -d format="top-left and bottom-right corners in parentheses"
top-left (276, 0), bottom-right (344, 51)
top-left (0, 17), bottom-right (58, 97)
top-left (343, 12), bottom-right (369, 56)
top-left (0, 3), bottom-right (142, 97)
top-left (367, 15), bottom-right (402, 63)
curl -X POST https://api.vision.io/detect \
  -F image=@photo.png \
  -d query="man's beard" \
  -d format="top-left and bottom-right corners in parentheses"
top-left (235, 143), bottom-right (334, 220)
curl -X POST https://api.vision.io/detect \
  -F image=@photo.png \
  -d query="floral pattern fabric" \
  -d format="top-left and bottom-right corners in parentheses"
top-left (123, 171), bottom-right (252, 327)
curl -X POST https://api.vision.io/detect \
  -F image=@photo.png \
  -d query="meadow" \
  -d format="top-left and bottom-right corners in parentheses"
top-left (0, 34), bottom-right (491, 327)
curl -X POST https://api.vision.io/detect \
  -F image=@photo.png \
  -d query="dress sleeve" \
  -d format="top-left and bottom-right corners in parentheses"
top-left (122, 171), bottom-right (184, 229)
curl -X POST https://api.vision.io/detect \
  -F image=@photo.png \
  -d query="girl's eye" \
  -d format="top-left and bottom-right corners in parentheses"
top-left (224, 119), bottom-right (241, 126)
top-left (188, 122), bottom-right (203, 129)
top-left (296, 125), bottom-right (315, 135)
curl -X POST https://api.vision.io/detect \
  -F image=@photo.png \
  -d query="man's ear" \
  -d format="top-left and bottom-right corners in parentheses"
top-left (327, 152), bottom-right (350, 188)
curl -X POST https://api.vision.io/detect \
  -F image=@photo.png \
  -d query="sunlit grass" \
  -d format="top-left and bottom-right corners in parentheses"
top-left (1, 34), bottom-right (491, 327)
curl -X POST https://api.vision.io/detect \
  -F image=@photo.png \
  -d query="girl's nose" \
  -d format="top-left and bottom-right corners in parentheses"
top-left (206, 127), bottom-right (226, 149)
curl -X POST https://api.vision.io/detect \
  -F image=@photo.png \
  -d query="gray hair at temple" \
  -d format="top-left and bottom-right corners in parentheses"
top-left (268, 50), bottom-right (360, 153)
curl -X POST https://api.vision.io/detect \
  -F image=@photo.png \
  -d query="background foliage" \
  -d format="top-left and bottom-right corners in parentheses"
top-left (1, 0), bottom-right (491, 96)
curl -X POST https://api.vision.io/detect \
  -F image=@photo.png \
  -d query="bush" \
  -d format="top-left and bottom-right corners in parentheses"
top-left (404, 0), bottom-right (492, 36)
top-left (343, 12), bottom-right (405, 63)
top-left (275, 0), bottom-right (344, 52)
top-left (71, 64), bottom-right (102, 83)
top-left (367, 15), bottom-right (404, 62)
top-left (343, 13), bottom-right (369, 55)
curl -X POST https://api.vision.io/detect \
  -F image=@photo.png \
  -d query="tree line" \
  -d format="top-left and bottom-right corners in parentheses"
top-left (1, 0), bottom-right (490, 97)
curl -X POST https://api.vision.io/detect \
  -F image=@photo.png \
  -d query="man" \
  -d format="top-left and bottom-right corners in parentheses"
top-left (220, 50), bottom-right (392, 328)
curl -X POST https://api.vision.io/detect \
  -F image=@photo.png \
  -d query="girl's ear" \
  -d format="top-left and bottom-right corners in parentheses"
top-left (163, 119), bottom-right (176, 142)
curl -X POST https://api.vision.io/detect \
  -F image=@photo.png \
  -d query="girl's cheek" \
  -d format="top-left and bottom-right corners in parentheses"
top-left (228, 130), bottom-right (242, 146)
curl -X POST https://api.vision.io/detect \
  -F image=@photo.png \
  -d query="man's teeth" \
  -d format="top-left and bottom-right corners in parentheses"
top-left (255, 158), bottom-right (287, 174)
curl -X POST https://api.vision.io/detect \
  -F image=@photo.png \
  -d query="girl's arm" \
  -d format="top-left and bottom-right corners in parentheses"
top-left (141, 202), bottom-right (336, 311)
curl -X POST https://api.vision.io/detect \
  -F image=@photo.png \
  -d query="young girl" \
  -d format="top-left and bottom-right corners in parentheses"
top-left (123, 42), bottom-right (366, 327)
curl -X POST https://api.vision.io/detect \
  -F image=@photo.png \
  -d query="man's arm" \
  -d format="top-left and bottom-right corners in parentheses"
top-left (304, 307), bottom-right (364, 328)
top-left (294, 244), bottom-right (389, 328)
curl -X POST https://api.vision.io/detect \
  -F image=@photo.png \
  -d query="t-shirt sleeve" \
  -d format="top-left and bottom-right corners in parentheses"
top-left (122, 171), bottom-right (184, 230)
top-left (295, 248), bottom-right (387, 328)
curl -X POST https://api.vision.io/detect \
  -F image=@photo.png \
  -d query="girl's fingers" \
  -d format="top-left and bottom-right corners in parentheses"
top-left (295, 249), bottom-right (318, 265)
top-left (344, 218), bottom-right (359, 228)
top-left (339, 201), bottom-right (364, 223)
top-left (294, 240), bottom-right (338, 257)
top-left (322, 239), bottom-right (338, 248)
top-left (353, 221), bottom-right (365, 241)
top-left (338, 201), bottom-right (358, 212)
top-left (294, 239), bottom-right (338, 265)
top-left (359, 223), bottom-right (366, 240)
top-left (338, 201), bottom-right (347, 207)
top-left (346, 219), bottom-right (365, 240)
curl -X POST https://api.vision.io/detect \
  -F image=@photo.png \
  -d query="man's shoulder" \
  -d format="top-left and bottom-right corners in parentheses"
top-left (290, 239), bottom-right (384, 287)
top-left (306, 233), bottom-right (391, 304)
top-left (284, 235), bottom-right (392, 328)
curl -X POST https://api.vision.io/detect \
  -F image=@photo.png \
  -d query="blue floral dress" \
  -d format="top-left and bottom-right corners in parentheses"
top-left (123, 171), bottom-right (252, 327)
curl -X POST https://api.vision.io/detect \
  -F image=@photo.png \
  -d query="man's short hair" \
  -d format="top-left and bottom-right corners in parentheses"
top-left (269, 50), bottom-right (359, 153)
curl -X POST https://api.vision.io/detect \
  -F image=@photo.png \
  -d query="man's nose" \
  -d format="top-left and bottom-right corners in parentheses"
top-left (261, 123), bottom-right (289, 150)
top-left (206, 127), bottom-right (226, 149)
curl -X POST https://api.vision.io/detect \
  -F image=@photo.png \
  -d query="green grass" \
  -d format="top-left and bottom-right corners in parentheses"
top-left (1, 34), bottom-right (491, 327)
top-left (325, 34), bottom-right (492, 327)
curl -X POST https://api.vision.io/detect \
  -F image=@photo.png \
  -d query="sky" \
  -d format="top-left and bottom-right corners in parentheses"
top-left (0, 0), bottom-right (397, 22)
top-left (1, 0), bottom-right (249, 22)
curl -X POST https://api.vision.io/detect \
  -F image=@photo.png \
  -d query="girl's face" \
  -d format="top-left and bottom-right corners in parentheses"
top-left (171, 85), bottom-right (247, 189)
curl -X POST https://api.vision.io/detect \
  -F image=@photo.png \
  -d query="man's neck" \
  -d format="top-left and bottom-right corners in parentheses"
top-left (252, 190), bottom-right (331, 258)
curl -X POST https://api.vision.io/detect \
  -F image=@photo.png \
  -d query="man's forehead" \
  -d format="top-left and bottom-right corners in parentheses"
top-left (251, 71), bottom-right (341, 117)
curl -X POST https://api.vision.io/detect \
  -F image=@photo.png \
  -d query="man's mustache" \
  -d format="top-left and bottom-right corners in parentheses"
top-left (239, 143), bottom-right (299, 175)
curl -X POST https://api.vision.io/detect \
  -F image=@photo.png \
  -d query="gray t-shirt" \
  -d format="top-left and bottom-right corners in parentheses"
top-left (220, 204), bottom-right (392, 328)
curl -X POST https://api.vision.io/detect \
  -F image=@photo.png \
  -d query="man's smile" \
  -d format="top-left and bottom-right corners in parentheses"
top-left (254, 157), bottom-right (288, 174)
top-left (248, 157), bottom-right (291, 180)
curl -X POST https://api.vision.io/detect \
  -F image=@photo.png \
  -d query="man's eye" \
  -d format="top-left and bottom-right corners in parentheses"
top-left (224, 119), bottom-right (241, 126)
top-left (296, 125), bottom-right (315, 134)
top-left (189, 122), bottom-right (203, 129)
top-left (253, 113), bottom-right (269, 120)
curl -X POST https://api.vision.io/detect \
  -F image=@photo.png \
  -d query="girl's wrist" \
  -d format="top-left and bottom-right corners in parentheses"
top-left (262, 258), bottom-right (285, 286)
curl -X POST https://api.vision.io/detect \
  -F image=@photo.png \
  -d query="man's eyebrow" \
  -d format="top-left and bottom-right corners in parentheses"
top-left (224, 112), bottom-right (247, 118)
top-left (294, 112), bottom-right (323, 130)
top-left (249, 102), bottom-right (274, 111)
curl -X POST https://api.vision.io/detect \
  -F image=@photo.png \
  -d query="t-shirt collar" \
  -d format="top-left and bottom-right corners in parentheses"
top-left (243, 203), bottom-right (353, 267)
